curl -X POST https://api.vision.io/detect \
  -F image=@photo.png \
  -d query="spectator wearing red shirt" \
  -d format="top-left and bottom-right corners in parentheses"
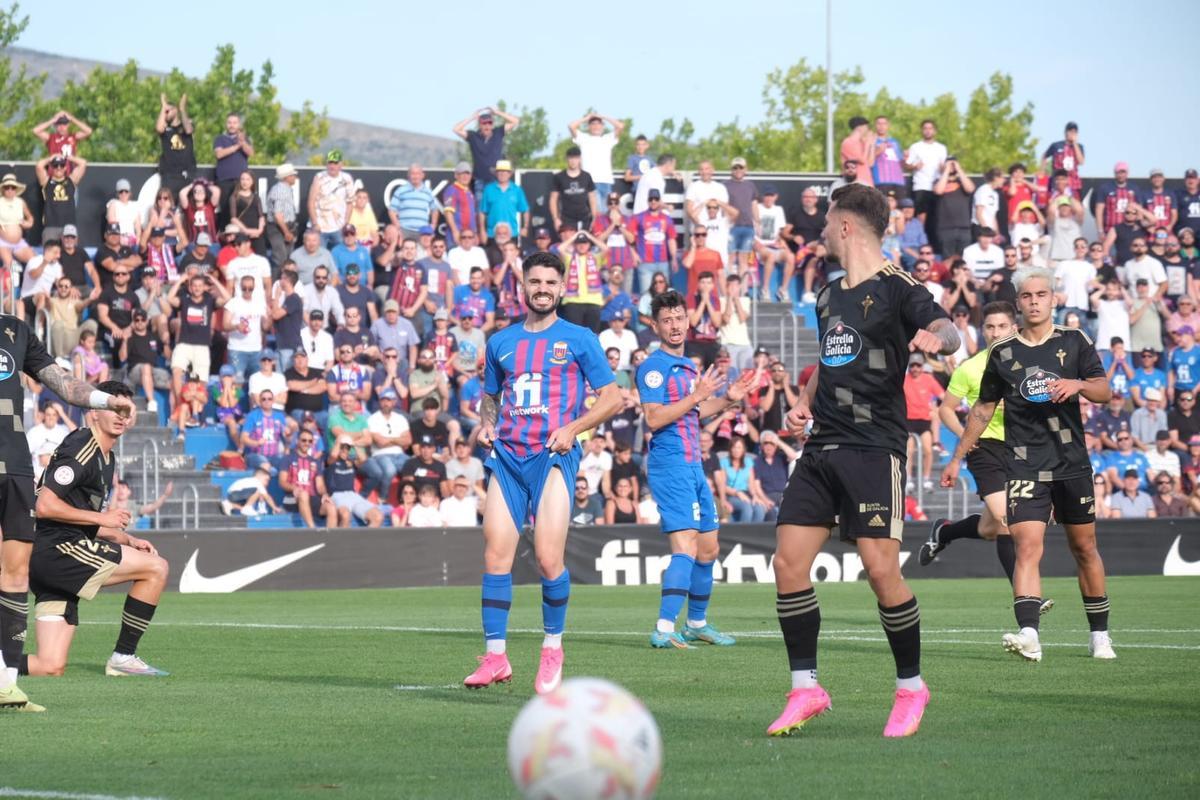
top-left (840, 116), bottom-right (875, 186)
top-left (32, 110), bottom-right (92, 161)
top-left (904, 353), bottom-right (945, 491)
top-left (682, 228), bottom-right (724, 298)
top-left (1005, 163), bottom-right (1038, 224)
top-left (686, 272), bottom-right (723, 367)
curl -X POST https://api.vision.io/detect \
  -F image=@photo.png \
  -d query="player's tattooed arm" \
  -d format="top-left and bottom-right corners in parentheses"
top-left (480, 393), bottom-right (500, 428)
top-left (36, 365), bottom-right (135, 414)
top-left (927, 317), bottom-right (962, 355)
top-left (941, 400), bottom-right (997, 487)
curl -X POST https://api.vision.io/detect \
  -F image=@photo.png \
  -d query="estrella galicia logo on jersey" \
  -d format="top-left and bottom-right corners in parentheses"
top-left (0, 348), bottom-right (13, 381)
top-left (1019, 369), bottom-right (1060, 403)
top-left (819, 322), bottom-right (862, 367)
top-left (549, 340), bottom-right (570, 365)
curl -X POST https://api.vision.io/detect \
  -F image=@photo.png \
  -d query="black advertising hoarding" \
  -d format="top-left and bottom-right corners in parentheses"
top-left (144, 521), bottom-right (1200, 593)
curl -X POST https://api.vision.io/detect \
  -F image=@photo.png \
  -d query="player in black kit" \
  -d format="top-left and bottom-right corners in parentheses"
top-left (766, 184), bottom-right (960, 739)
top-left (25, 381), bottom-right (170, 679)
top-left (942, 266), bottom-right (1115, 663)
top-left (0, 318), bottom-right (135, 711)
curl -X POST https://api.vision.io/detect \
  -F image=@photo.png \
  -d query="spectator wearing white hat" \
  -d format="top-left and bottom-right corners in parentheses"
top-left (106, 178), bottom-right (141, 249)
top-left (266, 163), bottom-right (300, 273)
top-left (0, 173), bottom-right (34, 273)
top-left (478, 159), bottom-right (528, 243)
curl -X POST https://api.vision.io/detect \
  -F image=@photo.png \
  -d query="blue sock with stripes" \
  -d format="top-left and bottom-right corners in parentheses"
top-left (687, 560), bottom-right (716, 627)
top-left (481, 573), bottom-right (512, 654)
top-left (541, 569), bottom-right (570, 647)
top-left (656, 554), bottom-right (694, 632)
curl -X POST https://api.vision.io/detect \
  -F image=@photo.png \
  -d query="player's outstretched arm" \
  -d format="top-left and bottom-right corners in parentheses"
top-left (36, 365), bottom-right (135, 416)
top-left (941, 400), bottom-right (997, 487)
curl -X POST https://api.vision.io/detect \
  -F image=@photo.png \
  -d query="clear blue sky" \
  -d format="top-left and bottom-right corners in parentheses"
top-left (18, 0), bottom-right (1200, 175)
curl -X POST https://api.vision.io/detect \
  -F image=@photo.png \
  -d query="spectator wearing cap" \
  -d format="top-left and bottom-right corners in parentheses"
top-left (92, 221), bottom-right (143, 291)
top-left (284, 349), bottom-right (329, 428)
top-left (299, 308), bottom-right (336, 371)
top-left (265, 163), bottom-right (300, 271)
top-left (117, 307), bottom-right (163, 412)
top-left (840, 116), bottom-right (876, 186)
top-left (213, 113), bottom-right (254, 224)
top-left (632, 152), bottom-right (675, 215)
top-left (478, 159), bottom-right (528, 243)
top-left (387, 163), bottom-right (438, 241)
top-left (1169, 325), bottom-right (1200, 402)
top-left (628, 188), bottom-right (677, 295)
top-left (1177, 169), bottom-right (1200, 236)
top-left (441, 162), bottom-right (478, 247)
top-left (331, 223), bottom-right (372, 283)
top-left (1103, 431), bottom-right (1150, 490)
top-left (723, 156), bottom-right (759, 280)
top-left (307, 150), bottom-right (355, 251)
top-left (569, 112), bottom-right (624, 208)
top-left (399, 434), bottom-right (449, 498)
top-left (336, 263), bottom-right (376, 331)
top-left (57, 224), bottom-right (99, 294)
top-left (1129, 347), bottom-right (1168, 409)
top-left (166, 272), bottom-right (230, 397)
top-left (453, 106), bottom-right (520, 199)
top-left (452, 267), bottom-right (496, 331)
top-left (1091, 390), bottom-right (1131, 452)
top-left (550, 146), bottom-right (598, 233)
top-left (1094, 161), bottom-right (1140, 237)
top-left (371, 300), bottom-right (420, 372)
top-left (559, 231), bottom-right (606, 332)
top-left (933, 155), bottom-right (976, 258)
top-left (246, 349), bottom-right (285, 409)
top-left (1038, 121), bottom-right (1085, 194)
top-left (754, 185), bottom-right (796, 301)
top-left (1109, 468), bottom-right (1155, 518)
top-left (1130, 387), bottom-right (1168, 448)
top-left (35, 152), bottom-right (87, 240)
top-left (104, 178), bottom-right (142, 250)
top-left (423, 311), bottom-right (457, 376)
top-left (33, 109), bottom-right (92, 161)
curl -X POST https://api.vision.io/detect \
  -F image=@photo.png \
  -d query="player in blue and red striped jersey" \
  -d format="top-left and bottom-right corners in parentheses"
top-left (638, 289), bottom-right (755, 650)
top-left (463, 251), bottom-right (622, 695)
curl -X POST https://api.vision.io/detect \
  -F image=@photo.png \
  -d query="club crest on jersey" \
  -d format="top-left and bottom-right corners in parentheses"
top-left (1019, 369), bottom-right (1060, 403)
top-left (549, 341), bottom-right (570, 365)
top-left (0, 348), bottom-right (13, 381)
top-left (643, 370), bottom-right (663, 389)
top-left (819, 322), bottom-right (862, 367)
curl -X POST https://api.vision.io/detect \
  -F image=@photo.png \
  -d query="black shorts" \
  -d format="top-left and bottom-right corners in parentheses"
top-left (0, 474), bottom-right (37, 543)
top-left (777, 447), bottom-right (905, 541)
top-left (966, 438), bottom-right (1008, 498)
top-left (906, 419), bottom-right (931, 436)
top-left (1005, 474), bottom-right (1096, 527)
top-left (30, 537), bottom-right (123, 626)
top-left (912, 190), bottom-right (935, 217)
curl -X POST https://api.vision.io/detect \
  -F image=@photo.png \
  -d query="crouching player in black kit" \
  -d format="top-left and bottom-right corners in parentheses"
top-left (942, 267), bottom-right (1115, 663)
top-left (24, 381), bottom-right (171, 679)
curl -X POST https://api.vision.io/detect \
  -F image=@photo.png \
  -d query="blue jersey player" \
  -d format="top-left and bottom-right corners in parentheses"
top-left (464, 252), bottom-right (621, 694)
top-left (637, 290), bottom-right (755, 649)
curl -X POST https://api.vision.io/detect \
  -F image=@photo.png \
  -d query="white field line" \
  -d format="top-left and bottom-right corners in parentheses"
top-left (394, 684), bottom-right (461, 691)
top-left (0, 790), bottom-right (167, 800)
top-left (77, 621), bottom-right (1200, 650)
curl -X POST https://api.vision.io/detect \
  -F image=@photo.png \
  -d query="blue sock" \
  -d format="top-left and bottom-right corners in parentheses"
top-left (687, 560), bottom-right (715, 625)
top-left (541, 569), bottom-right (570, 637)
top-left (481, 573), bottom-right (512, 649)
top-left (657, 554), bottom-right (695, 629)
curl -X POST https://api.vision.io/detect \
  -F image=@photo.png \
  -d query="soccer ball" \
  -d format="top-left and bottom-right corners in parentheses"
top-left (507, 677), bottom-right (662, 800)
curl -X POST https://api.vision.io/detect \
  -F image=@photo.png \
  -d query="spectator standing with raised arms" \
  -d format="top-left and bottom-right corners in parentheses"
top-left (569, 112), bottom-right (624, 208)
top-left (32, 110), bottom-right (91, 161)
top-left (155, 95), bottom-right (195, 199)
top-left (453, 107), bottom-right (521, 202)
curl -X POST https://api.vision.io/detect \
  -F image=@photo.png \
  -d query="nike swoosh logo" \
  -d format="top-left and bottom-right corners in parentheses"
top-left (500, 351), bottom-right (514, 361)
top-left (179, 544), bottom-right (326, 593)
top-left (1163, 535), bottom-right (1200, 577)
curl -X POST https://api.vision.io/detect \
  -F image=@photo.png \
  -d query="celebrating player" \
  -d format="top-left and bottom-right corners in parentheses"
top-left (767, 183), bottom-right (959, 739)
top-left (942, 267), bottom-right (1115, 663)
top-left (24, 381), bottom-right (170, 679)
top-left (0, 316), bottom-right (135, 711)
top-left (464, 251), bottom-right (621, 694)
top-left (638, 289), bottom-right (754, 648)
top-left (918, 301), bottom-right (1054, 614)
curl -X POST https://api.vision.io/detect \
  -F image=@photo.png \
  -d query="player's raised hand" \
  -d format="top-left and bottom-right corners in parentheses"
top-left (940, 458), bottom-right (960, 489)
top-left (725, 369), bottom-right (757, 403)
top-left (546, 426), bottom-right (576, 455)
top-left (691, 366), bottom-right (724, 403)
top-left (107, 394), bottom-right (135, 418)
top-left (100, 508), bottom-right (132, 530)
top-left (908, 328), bottom-right (943, 354)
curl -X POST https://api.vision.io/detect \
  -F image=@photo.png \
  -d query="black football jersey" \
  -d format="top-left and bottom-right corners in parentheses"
top-left (808, 264), bottom-right (949, 456)
top-left (34, 427), bottom-right (115, 544)
top-left (0, 314), bottom-right (55, 477)
top-left (978, 326), bottom-right (1104, 480)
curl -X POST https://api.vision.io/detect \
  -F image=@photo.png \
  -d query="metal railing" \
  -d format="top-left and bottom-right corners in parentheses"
top-left (179, 483), bottom-right (200, 529)
top-left (945, 477), bottom-right (972, 520)
top-left (140, 440), bottom-right (161, 530)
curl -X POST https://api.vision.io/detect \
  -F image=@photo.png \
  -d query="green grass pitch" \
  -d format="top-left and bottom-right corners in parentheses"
top-left (2, 576), bottom-right (1198, 799)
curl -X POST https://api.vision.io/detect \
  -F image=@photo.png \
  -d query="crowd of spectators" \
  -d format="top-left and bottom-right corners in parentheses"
top-left (7, 107), bottom-right (1200, 527)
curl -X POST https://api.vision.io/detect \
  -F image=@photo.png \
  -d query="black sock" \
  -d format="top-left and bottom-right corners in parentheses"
top-left (115, 596), bottom-right (157, 656)
top-left (16, 654), bottom-right (28, 676)
top-left (1014, 596), bottom-right (1041, 631)
top-left (878, 597), bottom-right (921, 679)
top-left (996, 535), bottom-right (1016, 585)
top-left (776, 589), bottom-right (820, 673)
top-left (940, 515), bottom-right (982, 543)
top-left (1082, 594), bottom-right (1110, 632)
top-left (0, 591), bottom-right (28, 672)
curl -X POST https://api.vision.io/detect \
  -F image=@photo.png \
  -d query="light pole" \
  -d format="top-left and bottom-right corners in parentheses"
top-left (825, 0), bottom-right (834, 173)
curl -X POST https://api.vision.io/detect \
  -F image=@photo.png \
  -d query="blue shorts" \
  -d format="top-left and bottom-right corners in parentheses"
top-left (729, 225), bottom-right (755, 254)
top-left (484, 442), bottom-right (581, 530)
top-left (649, 464), bottom-right (718, 535)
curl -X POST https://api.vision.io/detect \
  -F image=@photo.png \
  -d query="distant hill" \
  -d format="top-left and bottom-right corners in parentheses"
top-left (6, 47), bottom-right (462, 167)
